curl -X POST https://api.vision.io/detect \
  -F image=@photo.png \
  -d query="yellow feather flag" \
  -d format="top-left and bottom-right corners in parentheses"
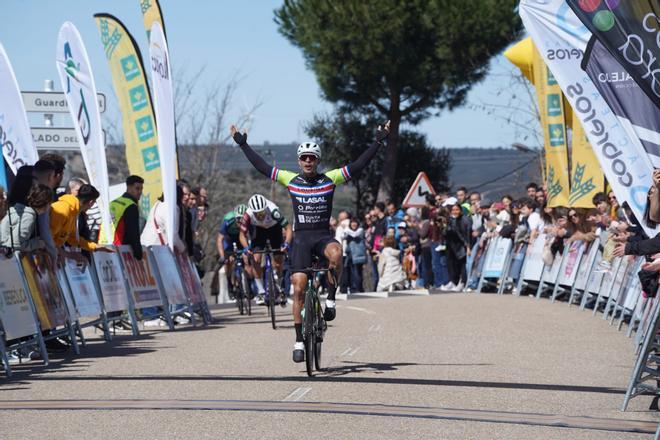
top-left (505, 38), bottom-right (571, 207)
top-left (94, 14), bottom-right (162, 218)
top-left (568, 112), bottom-right (604, 208)
top-left (140, 0), bottom-right (166, 40)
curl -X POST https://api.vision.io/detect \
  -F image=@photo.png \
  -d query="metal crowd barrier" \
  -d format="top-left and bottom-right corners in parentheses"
top-left (0, 245), bottom-right (211, 377)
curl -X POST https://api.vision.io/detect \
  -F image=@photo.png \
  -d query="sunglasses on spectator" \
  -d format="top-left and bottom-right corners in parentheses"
top-left (569, 212), bottom-right (578, 218)
top-left (299, 154), bottom-right (318, 162)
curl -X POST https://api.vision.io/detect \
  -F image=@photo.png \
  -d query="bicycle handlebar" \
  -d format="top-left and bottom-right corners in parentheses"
top-left (251, 248), bottom-right (286, 255)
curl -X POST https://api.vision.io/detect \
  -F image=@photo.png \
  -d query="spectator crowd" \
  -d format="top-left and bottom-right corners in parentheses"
top-left (327, 179), bottom-right (660, 297)
top-left (0, 153), bottom-right (211, 356)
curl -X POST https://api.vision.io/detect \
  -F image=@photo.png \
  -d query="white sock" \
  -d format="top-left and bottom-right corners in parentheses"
top-left (255, 278), bottom-right (265, 294)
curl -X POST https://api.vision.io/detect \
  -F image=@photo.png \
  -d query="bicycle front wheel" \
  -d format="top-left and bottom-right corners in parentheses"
top-left (268, 271), bottom-right (277, 329)
top-left (314, 309), bottom-right (324, 371)
top-left (241, 272), bottom-right (252, 316)
top-left (233, 274), bottom-right (244, 316)
top-left (304, 290), bottom-right (315, 377)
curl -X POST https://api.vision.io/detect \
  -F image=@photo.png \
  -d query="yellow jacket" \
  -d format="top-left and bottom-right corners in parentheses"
top-left (49, 194), bottom-right (97, 251)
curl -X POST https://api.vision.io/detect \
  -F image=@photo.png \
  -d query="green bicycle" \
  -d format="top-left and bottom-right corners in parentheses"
top-left (301, 267), bottom-right (331, 376)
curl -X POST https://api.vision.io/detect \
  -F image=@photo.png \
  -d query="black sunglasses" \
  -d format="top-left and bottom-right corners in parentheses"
top-left (299, 154), bottom-right (318, 163)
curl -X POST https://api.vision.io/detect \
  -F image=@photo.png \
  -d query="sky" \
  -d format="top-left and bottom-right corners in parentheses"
top-left (0, 0), bottom-right (536, 149)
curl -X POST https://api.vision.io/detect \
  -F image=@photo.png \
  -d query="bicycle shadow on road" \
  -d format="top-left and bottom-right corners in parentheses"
top-left (320, 360), bottom-right (495, 377)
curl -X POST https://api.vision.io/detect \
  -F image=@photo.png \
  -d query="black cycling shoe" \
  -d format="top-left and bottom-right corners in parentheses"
top-left (293, 348), bottom-right (305, 363)
top-left (323, 306), bottom-right (336, 322)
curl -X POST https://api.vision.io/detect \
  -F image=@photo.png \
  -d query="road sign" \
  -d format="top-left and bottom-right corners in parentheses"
top-left (21, 91), bottom-right (106, 113)
top-left (402, 172), bottom-right (436, 208)
top-left (32, 127), bottom-right (106, 151)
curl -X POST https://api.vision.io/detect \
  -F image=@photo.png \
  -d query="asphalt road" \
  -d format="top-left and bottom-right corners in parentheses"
top-left (0, 292), bottom-right (658, 439)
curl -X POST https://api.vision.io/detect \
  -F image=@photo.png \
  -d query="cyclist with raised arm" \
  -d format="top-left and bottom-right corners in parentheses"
top-left (240, 194), bottom-right (292, 305)
top-left (231, 120), bottom-right (390, 363)
top-left (217, 204), bottom-right (248, 299)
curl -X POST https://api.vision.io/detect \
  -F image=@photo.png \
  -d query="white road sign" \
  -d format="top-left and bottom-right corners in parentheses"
top-left (21, 91), bottom-right (106, 113)
top-left (32, 127), bottom-right (106, 150)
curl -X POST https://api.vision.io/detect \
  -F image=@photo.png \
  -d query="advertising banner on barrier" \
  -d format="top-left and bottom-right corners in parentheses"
top-left (149, 22), bottom-right (177, 251)
top-left (56, 22), bottom-right (113, 244)
top-left (0, 256), bottom-right (38, 340)
top-left (94, 14), bottom-right (162, 219)
top-left (582, 37), bottom-right (660, 170)
top-left (483, 238), bottom-right (512, 279)
top-left (520, 0), bottom-right (659, 238)
top-left (20, 254), bottom-right (67, 330)
top-left (149, 246), bottom-right (187, 305)
top-left (575, 241), bottom-right (598, 291)
top-left (93, 251), bottom-right (129, 312)
top-left (0, 43), bottom-right (39, 174)
top-left (522, 234), bottom-right (546, 282)
top-left (63, 259), bottom-right (102, 317)
top-left (558, 240), bottom-right (584, 285)
top-left (55, 268), bottom-right (78, 320)
top-left (566, 0), bottom-right (660, 109)
top-left (175, 249), bottom-right (204, 304)
top-left (569, 113), bottom-right (603, 207)
top-left (118, 245), bottom-right (162, 308)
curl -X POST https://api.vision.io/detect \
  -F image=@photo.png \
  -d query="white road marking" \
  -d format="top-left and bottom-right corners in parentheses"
top-left (340, 347), bottom-right (353, 357)
top-left (343, 306), bottom-right (376, 315)
top-left (368, 324), bottom-right (382, 333)
top-left (283, 387), bottom-right (312, 402)
top-left (347, 347), bottom-right (360, 356)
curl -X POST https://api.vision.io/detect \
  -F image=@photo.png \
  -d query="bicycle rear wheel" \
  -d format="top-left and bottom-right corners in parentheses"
top-left (268, 271), bottom-right (277, 329)
top-left (304, 290), bottom-right (315, 377)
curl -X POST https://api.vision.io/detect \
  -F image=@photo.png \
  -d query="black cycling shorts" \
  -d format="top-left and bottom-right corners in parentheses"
top-left (290, 230), bottom-right (339, 273)
top-left (252, 225), bottom-right (284, 249)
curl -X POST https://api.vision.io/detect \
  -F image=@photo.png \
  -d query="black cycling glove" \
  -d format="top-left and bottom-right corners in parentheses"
top-left (233, 131), bottom-right (248, 146)
top-left (376, 124), bottom-right (389, 143)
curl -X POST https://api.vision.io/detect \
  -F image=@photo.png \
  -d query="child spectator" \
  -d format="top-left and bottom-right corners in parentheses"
top-left (377, 236), bottom-right (406, 292)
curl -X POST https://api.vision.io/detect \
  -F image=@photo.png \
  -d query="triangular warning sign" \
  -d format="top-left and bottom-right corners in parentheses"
top-left (402, 172), bottom-right (436, 208)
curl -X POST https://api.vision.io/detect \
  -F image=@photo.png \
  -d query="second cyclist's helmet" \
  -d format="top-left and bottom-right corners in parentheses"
top-left (248, 194), bottom-right (268, 213)
top-left (297, 142), bottom-right (322, 159)
top-left (234, 204), bottom-right (248, 217)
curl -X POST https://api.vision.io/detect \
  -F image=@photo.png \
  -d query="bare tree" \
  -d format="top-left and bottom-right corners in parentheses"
top-left (468, 70), bottom-right (545, 186)
top-left (172, 66), bottom-right (263, 146)
top-left (172, 69), bottom-right (264, 271)
top-left (469, 71), bottom-right (542, 147)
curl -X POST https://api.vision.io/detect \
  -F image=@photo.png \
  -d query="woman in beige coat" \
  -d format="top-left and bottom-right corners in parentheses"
top-left (377, 236), bottom-right (406, 292)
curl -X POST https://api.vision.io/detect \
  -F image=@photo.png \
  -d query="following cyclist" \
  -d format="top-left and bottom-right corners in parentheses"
top-left (217, 204), bottom-right (248, 299)
top-left (240, 194), bottom-right (292, 305)
top-left (231, 120), bottom-right (390, 363)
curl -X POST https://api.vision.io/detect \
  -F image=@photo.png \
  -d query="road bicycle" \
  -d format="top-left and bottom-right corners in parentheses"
top-left (251, 240), bottom-right (286, 330)
top-left (301, 266), bottom-right (331, 376)
top-left (227, 244), bottom-right (252, 316)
